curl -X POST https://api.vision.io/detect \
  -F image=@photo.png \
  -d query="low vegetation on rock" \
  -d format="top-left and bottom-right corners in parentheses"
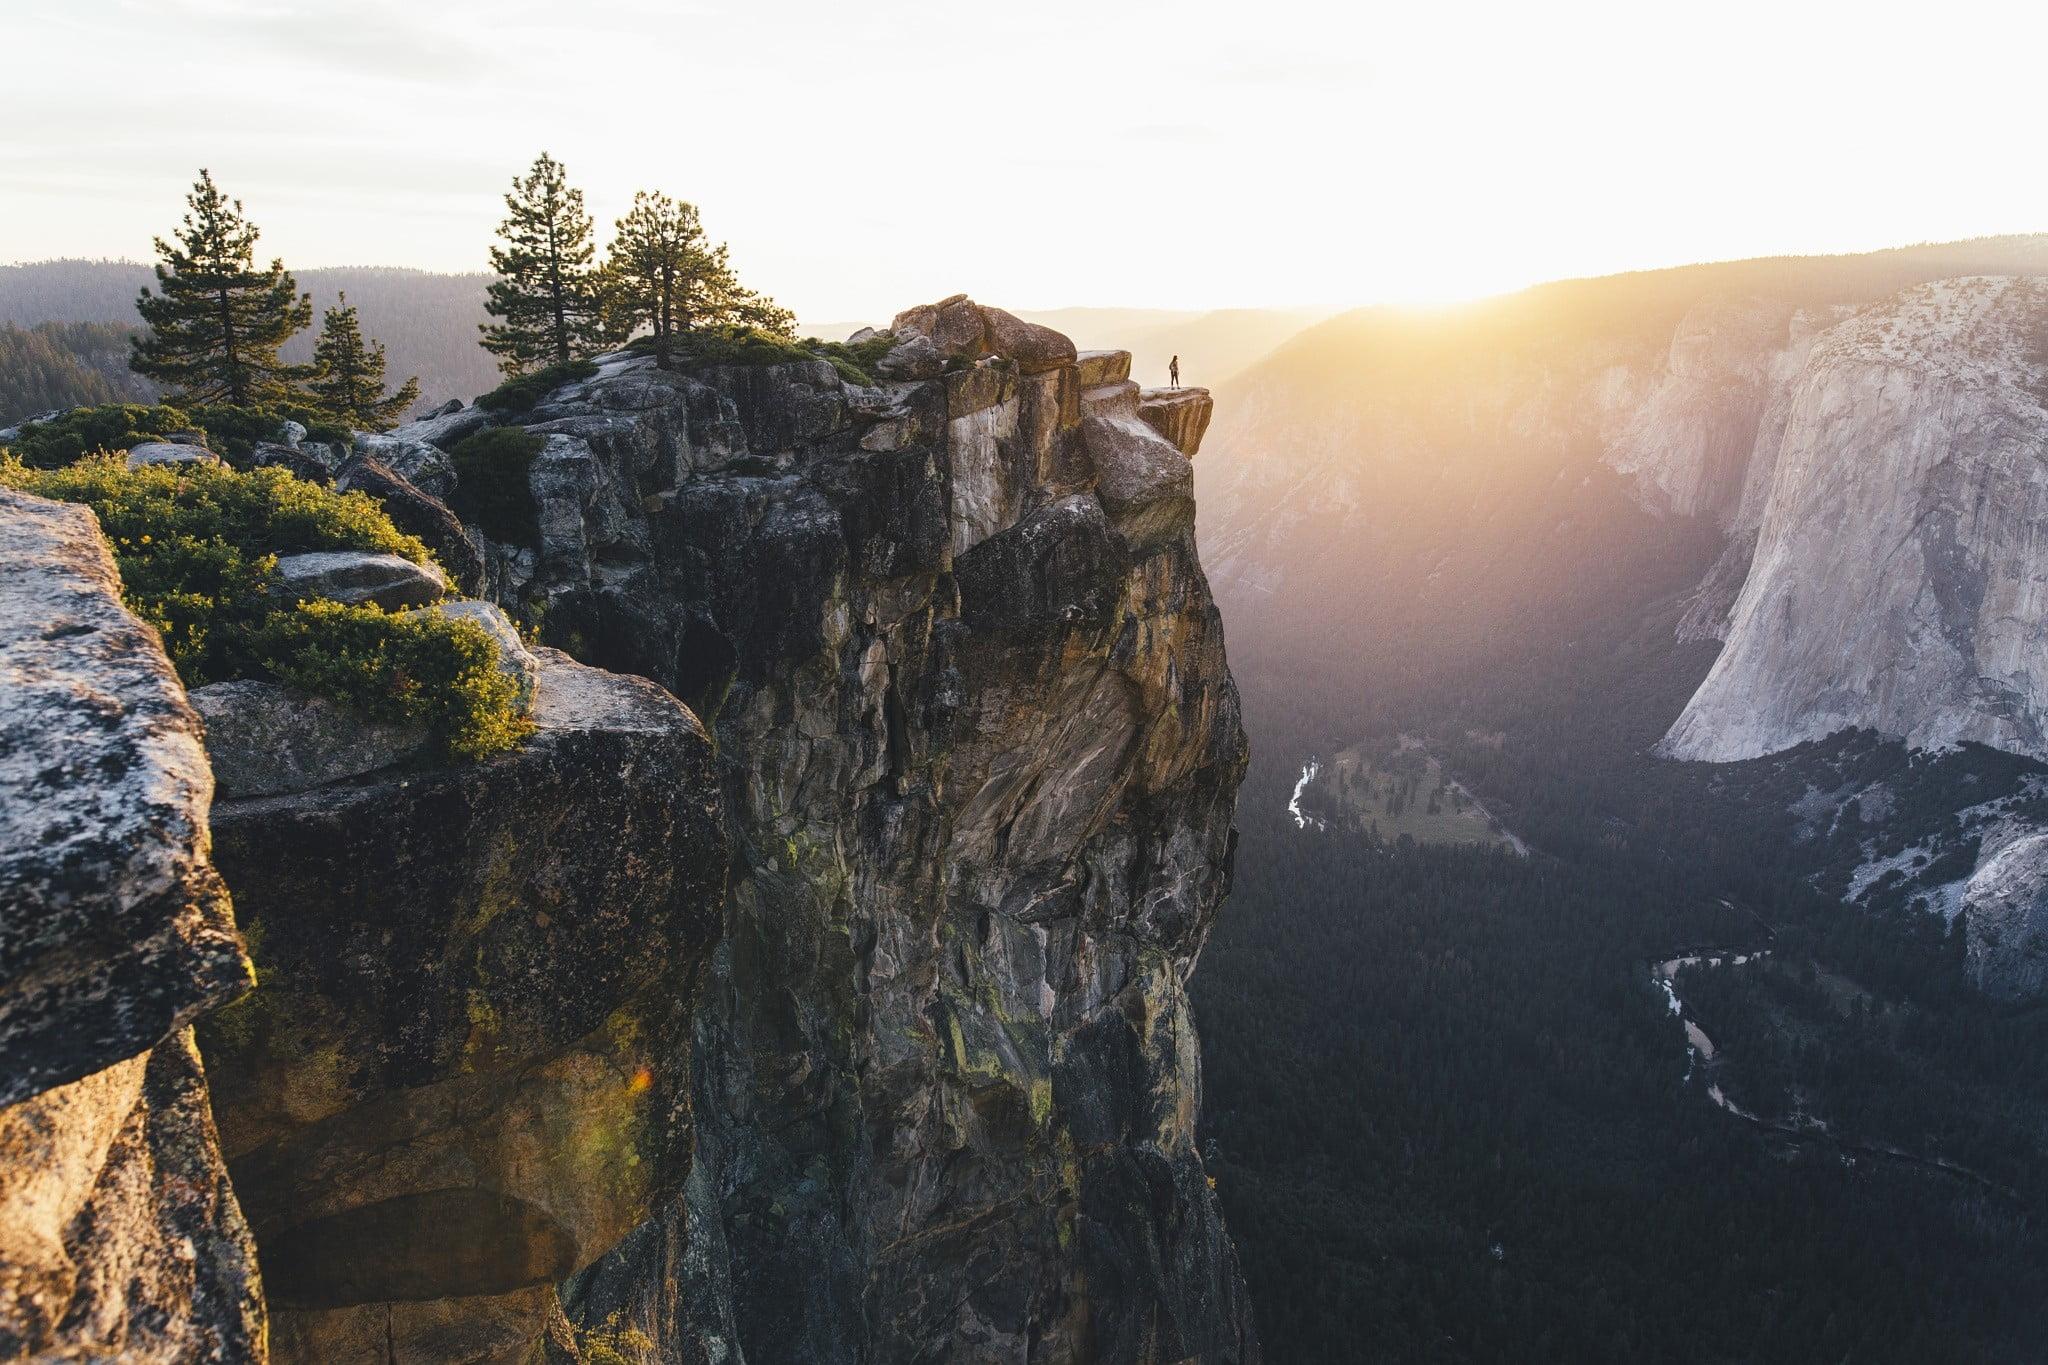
top-left (4, 400), bottom-right (347, 467)
top-left (0, 453), bottom-right (527, 758)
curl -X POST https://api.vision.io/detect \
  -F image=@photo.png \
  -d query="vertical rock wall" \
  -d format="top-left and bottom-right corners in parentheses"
top-left (438, 299), bottom-right (1256, 1362)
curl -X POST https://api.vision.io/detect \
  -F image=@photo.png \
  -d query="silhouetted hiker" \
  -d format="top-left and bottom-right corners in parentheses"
top-left (1169, 354), bottom-right (1181, 388)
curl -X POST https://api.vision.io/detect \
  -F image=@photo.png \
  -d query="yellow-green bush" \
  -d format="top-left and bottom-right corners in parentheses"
top-left (1, 453), bottom-right (528, 760)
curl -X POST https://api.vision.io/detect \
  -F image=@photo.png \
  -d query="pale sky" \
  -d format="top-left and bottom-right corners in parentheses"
top-left (5, 0), bottom-right (2045, 322)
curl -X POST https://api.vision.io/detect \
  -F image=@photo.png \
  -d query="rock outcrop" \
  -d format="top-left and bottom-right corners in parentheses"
top-left (195, 649), bottom-right (727, 1363)
top-left (1663, 277), bottom-right (2048, 760)
top-left (0, 489), bottom-right (265, 1361)
top-left (433, 301), bottom-right (1255, 1361)
top-left (1963, 831), bottom-right (2048, 1002)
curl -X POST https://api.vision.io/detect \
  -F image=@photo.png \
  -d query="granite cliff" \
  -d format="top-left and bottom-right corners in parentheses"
top-left (407, 296), bottom-right (1256, 1362)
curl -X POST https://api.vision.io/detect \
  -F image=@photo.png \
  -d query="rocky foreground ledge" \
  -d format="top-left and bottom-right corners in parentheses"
top-left (0, 489), bottom-right (263, 1360)
top-left (0, 296), bottom-right (1253, 1364)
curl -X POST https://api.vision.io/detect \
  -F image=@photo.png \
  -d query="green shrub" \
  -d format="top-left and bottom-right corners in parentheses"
top-left (0, 453), bottom-right (526, 760)
top-left (806, 331), bottom-right (895, 386)
top-left (2, 400), bottom-right (351, 468)
top-left (446, 426), bottom-right (543, 547)
top-left (248, 599), bottom-right (529, 761)
top-left (5, 403), bottom-right (198, 468)
top-left (185, 403), bottom-right (351, 457)
top-left (475, 357), bottom-right (599, 413)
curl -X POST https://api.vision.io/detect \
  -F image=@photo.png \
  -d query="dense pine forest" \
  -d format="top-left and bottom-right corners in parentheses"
top-left (1196, 577), bottom-right (2048, 1361)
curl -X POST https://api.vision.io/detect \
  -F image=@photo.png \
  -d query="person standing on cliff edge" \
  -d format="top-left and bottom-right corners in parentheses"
top-left (1169, 354), bottom-right (1181, 388)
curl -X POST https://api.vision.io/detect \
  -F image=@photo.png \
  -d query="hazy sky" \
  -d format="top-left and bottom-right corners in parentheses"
top-left (6, 0), bottom-right (2046, 321)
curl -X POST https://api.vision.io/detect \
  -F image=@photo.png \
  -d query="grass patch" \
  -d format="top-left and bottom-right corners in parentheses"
top-left (446, 426), bottom-right (543, 548)
top-left (1, 453), bottom-right (527, 760)
top-left (475, 358), bottom-right (599, 413)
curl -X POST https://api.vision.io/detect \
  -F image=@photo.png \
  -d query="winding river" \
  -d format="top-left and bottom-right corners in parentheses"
top-left (1654, 938), bottom-right (2023, 1204)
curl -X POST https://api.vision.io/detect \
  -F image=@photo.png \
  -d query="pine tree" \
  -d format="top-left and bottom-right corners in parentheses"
top-left (480, 153), bottom-right (607, 374)
top-left (309, 292), bottom-right (420, 430)
top-left (606, 190), bottom-right (793, 368)
top-left (130, 169), bottom-right (313, 407)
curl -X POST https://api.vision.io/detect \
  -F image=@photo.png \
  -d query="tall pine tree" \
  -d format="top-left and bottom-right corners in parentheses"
top-left (606, 190), bottom-right (793, 368)
top-left (131, 169), bottom-right (313, 407)
top-left (309, 292), bottom-right (420, 430)
top-left (480, 153), bottom-right (607, 374)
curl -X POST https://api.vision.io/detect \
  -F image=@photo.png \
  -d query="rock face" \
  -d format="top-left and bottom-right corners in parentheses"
top-left (1663, 277), bottom-right (2048, 760)
top-left (188, 680), bottom-right (429, 799)
top-left (196, 650), bottom-right (727, 1363)
top-left (0, 489), bottom-right (265, 1360)
top-left (1138, 386), bottom-right (1215, 457)
top-left (452, 303), bottom-right (1255, 1361)
top-left (1964, 831), bottom-right (2048, 1002)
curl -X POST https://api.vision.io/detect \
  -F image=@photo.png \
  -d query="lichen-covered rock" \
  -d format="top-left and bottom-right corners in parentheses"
top-left (197, 649), bottom-right (727, 1364)
top-left (351, 431), bottom-right (456, 499)
top-left (271, 549), bottom-right (449, 609)
top-left (452, 310), bottom-right (1255, 1362)
top-left (0, 1032), bottom-right (267, 1363)
top-left (0, 488), bottom-right (264, 1360)
top-left (189, 679), bottom-right (429, 798)
top-left (1965, 831), bottom-right (2048, 1002)
top-left (0, 489), bottom-right (252, 1103)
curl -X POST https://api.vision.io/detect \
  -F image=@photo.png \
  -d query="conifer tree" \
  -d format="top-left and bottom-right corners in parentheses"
top-left (309, 292), bottom-right (420, 430)
top-left (480, 153), bottom-right (607, 373)
top-left (130, 169), bottom-right (313, 407)
top-left (606, 190), bottom-right (793, 368)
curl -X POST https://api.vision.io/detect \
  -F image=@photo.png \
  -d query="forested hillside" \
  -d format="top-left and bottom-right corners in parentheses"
top-left (0, 321), bottom-right (157, 416)
top-left (0, 260), bottom-right (497, 417)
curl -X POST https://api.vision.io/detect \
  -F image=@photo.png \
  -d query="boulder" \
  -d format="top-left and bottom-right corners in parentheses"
top-left (392, 402), bottom-right (495, 450)
top-left (877, 333), bottom-right (946, 381)
top-left (890, 295), bottom-right (1078, 374)
top-left (352, 431), bottom-right (455, 499)
top-left (126, 441), bottom-right (220, 469)
top-left (189, 680), bottom-right (429, 799)
top-left (271, 549), bottom-right (449, 609)
top-left (847, 326), bottom-right (881, 345)
top-left (984, 305), bottom-right (1076, 374)
top-left (1965, 831), bottom-right (2048, 1002)
top-left (1083, 412), bottom-right (1196, 549)
top-left (406, 599), bottom-right (541, 708)
top-left (1077, 350), bottom-right (1133, 389)
top-left (333, 456), bottom-right (486, 594)
top-left (277, 420), bottom-right (307, 449)
top-left (245, 440), bottom-right (344, 484)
